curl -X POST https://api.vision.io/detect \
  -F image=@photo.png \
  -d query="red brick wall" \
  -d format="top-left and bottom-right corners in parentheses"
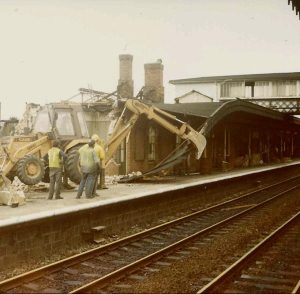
top-left (126, 117), bottom-right (175, 174)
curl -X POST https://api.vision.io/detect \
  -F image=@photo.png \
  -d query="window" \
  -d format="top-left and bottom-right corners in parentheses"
top-left (119, 140), bottom-right (125, 163)
top-left (56, 112), bottom-right (75, 136)
top-left (77, 112), bottom-right (89, 137)
top-left (273, 81), bottom-right (286, 96)
top-left (287, 80), bottom-right (297, 96)
top-left (254, 81), bottom-right (270, 97)
top-left (115, 139), bottom-right (125, 164)
top-left (221, 82), bottom-right (243, 97)
top-left (33, 111), bottom-right (51, 133)
top-left (272, 80), bottom-right (297, 97)
top-left (148, 126), bottom-right (157, 161)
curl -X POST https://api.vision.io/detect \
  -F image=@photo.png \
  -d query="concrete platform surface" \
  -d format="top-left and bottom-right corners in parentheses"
top-left (1, 160), bottom-right (299, 228)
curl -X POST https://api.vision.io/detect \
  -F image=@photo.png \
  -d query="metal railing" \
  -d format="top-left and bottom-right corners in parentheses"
top-left (221, 97), bottom-right (300, 114)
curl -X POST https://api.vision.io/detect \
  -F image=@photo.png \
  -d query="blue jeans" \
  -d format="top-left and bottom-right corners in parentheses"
top-left (77, 172), bottom-right (96, 198)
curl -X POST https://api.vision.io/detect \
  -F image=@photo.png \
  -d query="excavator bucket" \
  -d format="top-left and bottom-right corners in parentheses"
top-left (185, 128), bottom-right (207, 159)
top-left (119, 130), bottom-right (207, 183)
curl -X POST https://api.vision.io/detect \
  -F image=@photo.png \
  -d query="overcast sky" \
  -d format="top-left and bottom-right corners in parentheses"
top-left (0, 0), bottom-right (300, 119)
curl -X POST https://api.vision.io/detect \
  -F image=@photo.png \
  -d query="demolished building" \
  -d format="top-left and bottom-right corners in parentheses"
top-left (8, 54), bottom-right (300, 181)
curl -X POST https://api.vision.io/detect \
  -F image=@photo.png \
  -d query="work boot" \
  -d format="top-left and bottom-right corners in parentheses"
top-left (48, 196), bottom-right (53, 200)
top-left (76, 195), bottom-right (81, 199)
top-left (63, 182), bottom-right (74, 190)
top-left (93, 192), bottom-right (100, 197)
top-left (63, 173), bottom-right (73, 190)
top-left (55, 196), bottom-right (63, 200)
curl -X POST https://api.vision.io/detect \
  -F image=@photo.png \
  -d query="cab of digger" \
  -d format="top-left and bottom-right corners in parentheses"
top-left (33, 105), bottom-right (89, 138)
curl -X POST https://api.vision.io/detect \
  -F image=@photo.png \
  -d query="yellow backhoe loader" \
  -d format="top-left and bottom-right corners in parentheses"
top-left (0, 102), bottom-right (90, 202)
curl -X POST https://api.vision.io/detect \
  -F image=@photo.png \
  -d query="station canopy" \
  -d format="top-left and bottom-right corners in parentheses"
top-left (155, 99), bottom-right (300, 135)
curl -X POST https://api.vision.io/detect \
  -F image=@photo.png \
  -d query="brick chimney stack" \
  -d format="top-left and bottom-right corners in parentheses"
top-left (118, 54), bottom-right (134, 99)
top-left (143, 59), bottom-right (164, 103)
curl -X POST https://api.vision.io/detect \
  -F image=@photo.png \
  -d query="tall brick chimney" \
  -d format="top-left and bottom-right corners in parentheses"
top-left (143, 59), bottom-right (164, 103)
top-left (118, 54), bottom-right (134, 99)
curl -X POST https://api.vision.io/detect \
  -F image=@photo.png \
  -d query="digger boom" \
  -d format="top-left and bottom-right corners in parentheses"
top-left (105, 99), bottom-right (206, 164)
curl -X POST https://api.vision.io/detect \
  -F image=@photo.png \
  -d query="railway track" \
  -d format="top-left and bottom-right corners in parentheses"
top-left (0, 175), bottom-right (299, 293)
top-left (198, 211), bottom-right (300, 293)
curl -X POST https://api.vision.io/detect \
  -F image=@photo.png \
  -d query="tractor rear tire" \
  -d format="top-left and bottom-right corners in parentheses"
top-left (17, 155), bottom-right (45, 185)
top-left (65, 147), bottom-right (82, 184)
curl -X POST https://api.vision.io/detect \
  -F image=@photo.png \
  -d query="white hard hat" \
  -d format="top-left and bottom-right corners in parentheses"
top-left (91, 134), bottom-right (100, 142)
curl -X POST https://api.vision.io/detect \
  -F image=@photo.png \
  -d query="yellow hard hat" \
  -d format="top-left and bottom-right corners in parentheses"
top-left (91, 134), bottom-right (100, 142)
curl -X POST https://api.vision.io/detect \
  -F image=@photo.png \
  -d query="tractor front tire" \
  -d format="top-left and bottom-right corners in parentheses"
top-left (65, 147), bottom-right (82, 184)
top-left (17, 155), bottom-right (45, 185)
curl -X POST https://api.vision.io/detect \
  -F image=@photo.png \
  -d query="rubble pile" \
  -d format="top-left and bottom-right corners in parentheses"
top-left (106, 175), bottom-right (122, 185)
top-left (12, 177), bottom-right (49, 193)
top-left (11, 177), bottom-right (30, 192)
top-left (0, 177), bottom-right (26, 207)
top-left (105, 171), bottom-right (142, 184)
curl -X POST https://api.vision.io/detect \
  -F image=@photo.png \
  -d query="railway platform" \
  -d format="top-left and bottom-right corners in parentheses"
top-left (1, 159), bottom-right (300, 228)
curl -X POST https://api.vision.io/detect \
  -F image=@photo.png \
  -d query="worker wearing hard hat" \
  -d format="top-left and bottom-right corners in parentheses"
top-left (76, 139), bottom-right (100, 199)
top-left (91, 134), bottom-right (108, 191)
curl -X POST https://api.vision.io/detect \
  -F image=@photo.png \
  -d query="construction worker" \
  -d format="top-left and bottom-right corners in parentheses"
top-left (91, 134), bottom-right (108, 190)
top-left (76, 139), bottom-right (100, 199)
top-left (48, 140), bottom-right (67, 200)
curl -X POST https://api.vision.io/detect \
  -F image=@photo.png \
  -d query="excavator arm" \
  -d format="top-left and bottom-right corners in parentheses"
top-left (105, 99), bottom-right (206, 165)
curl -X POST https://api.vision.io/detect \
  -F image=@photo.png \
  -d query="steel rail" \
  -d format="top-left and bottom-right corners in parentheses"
top-left (0, 175), bottom-right (299, 293)
top-left (70, 184), bottom-right (300, 293)
top-left (197, 211), bottom-right (300, 293)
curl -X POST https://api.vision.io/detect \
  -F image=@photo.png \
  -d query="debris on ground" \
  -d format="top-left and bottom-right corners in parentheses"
top-left (11, 177), bottom-right (30, 192)
top-left (118, 171), bottom-right (143, 183)
top-left (0, 177), bottom-right (26, 207)
top-left (0, 177), bottom-right (51, 206)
